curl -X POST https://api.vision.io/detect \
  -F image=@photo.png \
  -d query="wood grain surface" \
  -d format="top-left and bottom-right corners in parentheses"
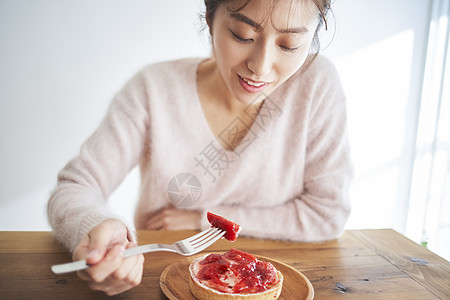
top-left (0, 229), bottom-right (449, 299)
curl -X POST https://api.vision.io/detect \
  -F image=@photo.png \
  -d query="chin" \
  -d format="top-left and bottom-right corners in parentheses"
top-left (232, 85), bottom-right (273, 105)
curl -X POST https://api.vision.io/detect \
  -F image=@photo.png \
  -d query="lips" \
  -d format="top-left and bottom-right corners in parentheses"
top-left (241, 76), bottom-right (266, 87)
top-left (238, 74), bottom-right (269, 93)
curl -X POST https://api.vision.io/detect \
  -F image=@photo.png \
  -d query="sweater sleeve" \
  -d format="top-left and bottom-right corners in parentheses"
top-left (47, 70), bottom-right (150, 252)
top-left (199, 60), bottom-right (353, 242)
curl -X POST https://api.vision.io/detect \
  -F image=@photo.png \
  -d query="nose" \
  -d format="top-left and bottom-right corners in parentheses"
top-left (247, 41), bottom-right (273, 77)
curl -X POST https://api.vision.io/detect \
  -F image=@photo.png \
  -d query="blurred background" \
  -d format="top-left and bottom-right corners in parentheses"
top-left (1, 0), bottom-right (449, 260)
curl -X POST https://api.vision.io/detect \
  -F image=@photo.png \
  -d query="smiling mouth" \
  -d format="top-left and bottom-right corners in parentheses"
top-left (238, 75), bottom-right (267, 87)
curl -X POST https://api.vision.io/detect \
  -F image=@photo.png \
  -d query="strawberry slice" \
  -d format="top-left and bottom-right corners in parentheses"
top-left (207, 212), bottom-right (241, 242)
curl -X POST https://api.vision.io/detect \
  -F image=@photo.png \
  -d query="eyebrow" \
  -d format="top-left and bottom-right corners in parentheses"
top-left (229, 12), bottom-right (309, 34)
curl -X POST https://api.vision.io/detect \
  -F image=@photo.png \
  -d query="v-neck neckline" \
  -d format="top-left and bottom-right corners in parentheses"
top-left (191, 58), bottom-right (266, 155)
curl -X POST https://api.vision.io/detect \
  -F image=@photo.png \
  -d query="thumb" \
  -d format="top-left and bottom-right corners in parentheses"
top-left (85, 231), bottom-right (111, 265)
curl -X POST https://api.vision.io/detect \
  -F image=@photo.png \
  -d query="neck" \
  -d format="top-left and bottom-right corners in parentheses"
top-left (198, 58), bottom-right (250, 113)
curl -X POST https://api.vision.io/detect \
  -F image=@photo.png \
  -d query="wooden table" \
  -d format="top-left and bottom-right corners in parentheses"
top-left (0, 229), bottom-right (449, 299)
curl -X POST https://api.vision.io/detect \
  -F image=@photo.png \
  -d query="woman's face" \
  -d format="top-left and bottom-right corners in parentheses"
top-left (210, 0), bottom-right (319, 105)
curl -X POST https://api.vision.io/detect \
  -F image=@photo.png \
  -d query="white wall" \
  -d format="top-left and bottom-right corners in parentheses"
top-left (1, 0), bottom-right (445, 258)
top-left (0, 0), bottom-right (210, 230)
top-left (326, 1), bottom-right (431, 231)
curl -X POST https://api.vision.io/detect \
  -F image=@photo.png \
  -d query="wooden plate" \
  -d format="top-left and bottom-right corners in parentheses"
top-left (160, 253), bottom-right (314, 299)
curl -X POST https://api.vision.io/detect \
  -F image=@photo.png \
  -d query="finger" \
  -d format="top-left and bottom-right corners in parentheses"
top-left (145, 220), bottom-right (162, 230)
top-left (153, 209), bottom-right (180, 229)
top-left (126, 242), bottom-right (144, 284)
top-left (125, 252), bottom-right (144, 284)
top-left (112, 242), bottom-right (144, 285)
top-left (79, 243), bottom-right (138, 282)
top-left (85, 231), bottom-right (117, 265)
top-left (146, 212), bottom-right (166, 230)
top-left (72, 235), bottom-right (90, 261)
top-left (111, 244), bottom-right (141, 281)
top-left (128, 253), bottom-right (144, 286)
top-left (105, 262), bottom-right (143, 296)
top-left (90, 259), bottom-right (143, 297)
top-left (86, 244), bottom-right (125, 283)
top-left (86, 249), bottom-right (144, 295)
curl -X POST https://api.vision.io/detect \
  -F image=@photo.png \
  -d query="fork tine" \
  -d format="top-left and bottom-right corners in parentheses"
top-left (191, 229), bottom-right (224, 248)
top-left (192, 231), bottom-right (225, 252)
top-left (190, 228), bottom-right (222, 246)
top-left (185, 227), bottom-right (219, 243)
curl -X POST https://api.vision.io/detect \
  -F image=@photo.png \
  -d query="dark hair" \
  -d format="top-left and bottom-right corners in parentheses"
top-left (203, 0), bottom-right (332, 60)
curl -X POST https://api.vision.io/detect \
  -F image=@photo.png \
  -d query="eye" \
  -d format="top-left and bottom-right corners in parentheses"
top-left (279, 45), bottom-right (300, 53)
top-left (229, 30), bottom-right (253, 43)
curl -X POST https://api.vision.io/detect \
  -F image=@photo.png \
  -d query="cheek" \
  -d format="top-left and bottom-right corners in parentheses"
top-left (277, 53), bottom-right (308, 81)
top-left (213, 34), bottom-right (246, 71)
top-left (276, 40), bottom-right (313, 81)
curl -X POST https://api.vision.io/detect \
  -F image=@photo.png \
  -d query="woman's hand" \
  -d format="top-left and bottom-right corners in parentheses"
top-left (72, 218), bottom-right (144, 296)
top-left (145, 208), bottom-right (201, 230)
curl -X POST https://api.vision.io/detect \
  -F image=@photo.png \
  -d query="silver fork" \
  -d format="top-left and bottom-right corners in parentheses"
top-left (51, 227), bottom-right (225, 274)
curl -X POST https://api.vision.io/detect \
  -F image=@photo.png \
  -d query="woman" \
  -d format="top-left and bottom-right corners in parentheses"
top-left (48, 0), bottom-right (353, 295)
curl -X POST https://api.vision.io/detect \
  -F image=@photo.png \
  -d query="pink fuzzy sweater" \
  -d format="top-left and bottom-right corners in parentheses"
top-left (47, 55), bottom-right (353, 252)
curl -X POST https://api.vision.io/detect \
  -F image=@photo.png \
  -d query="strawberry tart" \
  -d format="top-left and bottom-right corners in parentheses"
top-left (189, 248), bottom-right (283, 299)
